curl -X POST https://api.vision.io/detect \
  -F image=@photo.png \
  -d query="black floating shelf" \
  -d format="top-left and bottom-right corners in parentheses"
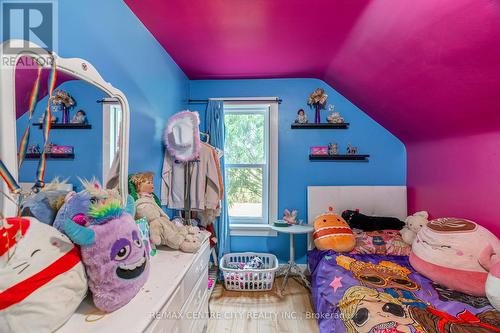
top-left (25, 153), bottom-right (75, 160)
top-left (291, 123), bottom-right (349, 129)
top-left (309, 154), bottom-right (370, 161)
top-left (32, 123), bottom-right (92, 129)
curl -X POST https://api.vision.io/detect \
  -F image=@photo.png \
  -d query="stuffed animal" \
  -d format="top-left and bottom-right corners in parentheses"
top-left (0, 216), bottom-right (87, 333)
top-left (313, 207), bottom-right (356, 252)
top-left (479, 245), bottom-right (500, 310)
top-left (53, 178), bottom-right (120, 234)
top-left (19, 179), bottom-right (70, 225)
top-left (283, 209), bottom-right (298, 225)
top-left (130, 172), bottom-right (202, 253)
top-left (401, 211), bottom-right (429, 244)
top-left (410, 217), bottom-right (500, 296)
top-left (342, 209), bottom-right (405, 231)
top-left (64, 199), bottom-right (150, 312)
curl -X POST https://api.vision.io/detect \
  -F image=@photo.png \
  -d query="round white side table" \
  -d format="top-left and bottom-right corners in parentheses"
top-left (271, 224), bottom-right (314, 294)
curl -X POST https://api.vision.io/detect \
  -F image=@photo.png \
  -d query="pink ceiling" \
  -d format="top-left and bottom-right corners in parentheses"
top-left (125, 0), bottom-right (500, 142)
top-left (16, 56), bottom-right (76, 119)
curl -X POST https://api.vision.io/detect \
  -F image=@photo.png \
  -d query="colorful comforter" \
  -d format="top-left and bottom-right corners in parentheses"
top-left (308, 250), bottom-right (500, 333)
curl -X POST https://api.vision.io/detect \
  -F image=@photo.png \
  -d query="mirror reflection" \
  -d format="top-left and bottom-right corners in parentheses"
top-left (15, 56), bottom-right (123, 192)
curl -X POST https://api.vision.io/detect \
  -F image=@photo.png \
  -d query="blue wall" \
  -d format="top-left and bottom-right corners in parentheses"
top-left (17, 80), bottom-right (106, 189)
top-left (190, 79), bottom-right (406, 263)
top-left (54, 0), bottom-right (189, 191)
top-left (2, 0), bottom-right (190, 192)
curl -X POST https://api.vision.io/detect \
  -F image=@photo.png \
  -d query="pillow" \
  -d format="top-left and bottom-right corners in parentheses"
top-left (20, 188), bottom-right (69, 225)
top-left (0, 217), bottom-right (87, 333)
top-left (313, 209), bottom-right (356, 252)
top-left (410, 217), bottom-right (500, 296)
top-left (342, 210), bottom-right (405, 231)
top-left (64, 200), bottom-right (150, 312)
top-left (350, 230), bottom-right (411, 256)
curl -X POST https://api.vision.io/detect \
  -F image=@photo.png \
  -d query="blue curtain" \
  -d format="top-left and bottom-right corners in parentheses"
top-left (205, 100), bottom-right (231, 262)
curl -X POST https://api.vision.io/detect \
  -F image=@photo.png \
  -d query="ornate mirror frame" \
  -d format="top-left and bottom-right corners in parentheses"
top-left (0, 40), bottom-right (130, 217)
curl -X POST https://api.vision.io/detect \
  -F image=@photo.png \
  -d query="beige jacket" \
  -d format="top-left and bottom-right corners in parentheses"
top-left (161, 142), bottom-right (220, 210)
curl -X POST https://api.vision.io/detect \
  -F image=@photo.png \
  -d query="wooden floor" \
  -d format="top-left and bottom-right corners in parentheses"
top-left (207, 277), bottom-right (320, 333)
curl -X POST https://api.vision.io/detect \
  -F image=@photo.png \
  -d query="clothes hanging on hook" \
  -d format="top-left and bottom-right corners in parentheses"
top-left (161, 140), bottom-right (221, 211)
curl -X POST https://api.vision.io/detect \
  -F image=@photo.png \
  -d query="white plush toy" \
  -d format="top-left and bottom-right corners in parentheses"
top-left (401, 211), bottom-right (429, 244)
top-left (0, 216), bottom-right (87, 333)
top-left (479, 245), bottom-right (500, 310)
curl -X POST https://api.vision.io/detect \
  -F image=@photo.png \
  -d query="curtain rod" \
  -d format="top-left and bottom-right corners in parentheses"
top-left (96, 98), bottom-right (119, 103)
top-left (188, 98), bottom-right (282, 104)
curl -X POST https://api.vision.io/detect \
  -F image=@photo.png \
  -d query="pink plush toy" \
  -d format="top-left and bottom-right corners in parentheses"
top-left (479, 245), bottom-right (500, 310)
top-left (410, 217), bottom-right (500, 297)
top-left (283, 209), bottom-right (297, 225)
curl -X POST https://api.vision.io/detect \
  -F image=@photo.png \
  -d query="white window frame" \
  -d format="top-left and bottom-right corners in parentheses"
top-left (222, 98), bottom-right (278, 237)
top-left (102, 100), bottom-right (122, 184)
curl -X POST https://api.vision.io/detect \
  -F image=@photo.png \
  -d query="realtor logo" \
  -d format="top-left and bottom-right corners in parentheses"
top-left (1, 0), bottom-right (57, 54)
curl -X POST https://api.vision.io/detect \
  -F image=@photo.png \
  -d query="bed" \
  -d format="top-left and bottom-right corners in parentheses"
top-left (307, 186), bottom-right (500, 333)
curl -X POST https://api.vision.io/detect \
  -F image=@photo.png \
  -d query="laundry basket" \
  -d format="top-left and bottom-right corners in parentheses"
top-left (220, 252), bottom-right (279, 291)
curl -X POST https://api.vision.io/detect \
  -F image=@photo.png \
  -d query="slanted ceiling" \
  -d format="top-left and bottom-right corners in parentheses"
top-left (125, 0), bottom-right (500, 142)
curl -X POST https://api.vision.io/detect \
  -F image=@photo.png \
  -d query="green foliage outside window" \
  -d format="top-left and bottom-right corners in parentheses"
top-left (225, 113), bottom-right (265, 207)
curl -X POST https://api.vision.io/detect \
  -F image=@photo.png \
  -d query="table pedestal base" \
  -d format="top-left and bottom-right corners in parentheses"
top-left (276, 261), bottom-right (311, 295)
top-left (276, 232), bottom-right (311, 295)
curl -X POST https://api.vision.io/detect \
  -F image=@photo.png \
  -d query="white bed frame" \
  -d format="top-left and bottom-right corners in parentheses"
top-left (307, 186), bottom-right (407, 249)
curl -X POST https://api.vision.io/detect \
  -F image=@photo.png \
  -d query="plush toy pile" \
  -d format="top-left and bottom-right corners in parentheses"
top-left (342, 209), bottom-right (405, 231)
top-left (19, 179), bottom-right (70, 225)
top-left (0, 216), bottom-right (87, 333)
top-left (64, 199), bottom-right (150, 312)
top-left (410, 217), bottom-right (500, 297)
top-left (479, 245), bottom-right (500, 310)
top-left (130, 172), bottom-right (203, 253)
top-left (313, 207), bottom-right (356, 252)
top-left (53, 179), bottom-right (120, 234)
top-left (401, 211), bottom-right (429, 244)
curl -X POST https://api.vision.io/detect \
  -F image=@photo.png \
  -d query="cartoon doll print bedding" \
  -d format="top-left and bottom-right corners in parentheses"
top-left (308, 251), bottom-right (500, 333)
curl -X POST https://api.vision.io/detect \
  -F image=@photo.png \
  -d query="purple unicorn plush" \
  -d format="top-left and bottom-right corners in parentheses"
top-left (64, 198), bottom-right (149, 312)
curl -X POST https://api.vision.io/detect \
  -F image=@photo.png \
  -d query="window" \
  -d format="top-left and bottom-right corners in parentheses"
top-left (102, 100), bottom-right (122, 182)
top-left (224, 100), bottom-right (278, 228)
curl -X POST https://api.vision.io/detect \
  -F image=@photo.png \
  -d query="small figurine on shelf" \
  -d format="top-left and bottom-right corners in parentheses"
top-left (294, 109), bottom-right (308, 124)
top-left (71, 110), bottom-right (88, 124)
top-left (283, 209), bottom-right (298, 225)
top-left (328, 143), bottom-right (339, 155)
top-left (346, 144), bottom-right (358, 155)
top-left (44, 143), bottom-right (55, 154)
top-left (37, 115), bottom-right (58, 123)
top-left (27, 144), bottom-right (40, 154)
top-left (327, 105), bottom-right (345, 124)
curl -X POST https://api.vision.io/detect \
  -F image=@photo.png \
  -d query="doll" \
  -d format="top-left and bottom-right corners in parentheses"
top-left (71, 110), bottom-right (88, 124)
top-left (294, 109), bottom-right (308, 124)
top-left (130, 172), bottom-right (202, 253)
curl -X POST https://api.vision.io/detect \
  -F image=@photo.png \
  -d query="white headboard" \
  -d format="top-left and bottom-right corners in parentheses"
top-left (307, 186), bottom-right (408, 223)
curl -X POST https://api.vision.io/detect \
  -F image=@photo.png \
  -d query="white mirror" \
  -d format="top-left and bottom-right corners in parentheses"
top-left (0, 40), bottom-right (130, 217)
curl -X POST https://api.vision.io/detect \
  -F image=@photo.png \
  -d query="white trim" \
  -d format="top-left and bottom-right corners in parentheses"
top-left (269, 101), bottom-right (279, 228)
top-left (223, 99), bottom-right (279, 235)
top-left (0, 40), bottom-right (131, 217)
top-left (230, 224), bottom-right (277, 237)
top-left (102, 103), bottom-right (111, 183)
